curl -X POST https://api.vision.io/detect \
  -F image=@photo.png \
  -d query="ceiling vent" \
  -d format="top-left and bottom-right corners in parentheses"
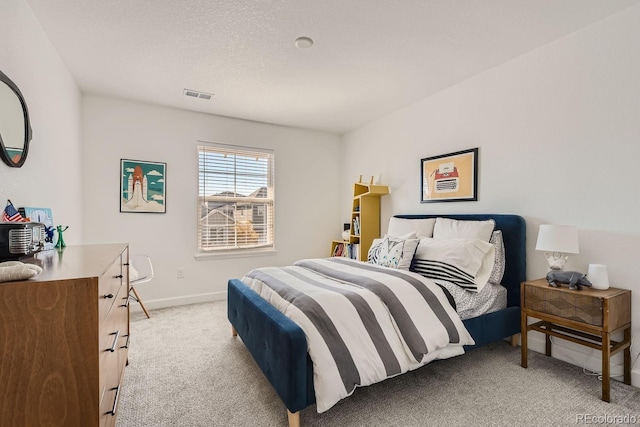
top-left (183, 89), bottom-right (214, 100)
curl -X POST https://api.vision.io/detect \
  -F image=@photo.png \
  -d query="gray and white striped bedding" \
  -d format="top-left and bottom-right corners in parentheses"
top-left (241, 257), bottom-right (474, 413)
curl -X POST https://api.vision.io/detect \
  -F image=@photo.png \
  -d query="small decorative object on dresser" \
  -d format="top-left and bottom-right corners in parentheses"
top-left (55, 225), bottom-right (69, 248)
top-left (545, 270), bottom-right (592, 290)
top-left (0, 260), bottom-right (42, 282)
top-left (521, 278), bottom-right (631, 402)
top-left (18, 207), bottom-right (56, 249)
top-left (587, 264), bottom-right (610, 290)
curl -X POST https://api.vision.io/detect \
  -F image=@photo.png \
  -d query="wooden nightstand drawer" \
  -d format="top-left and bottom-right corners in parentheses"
top-left (522, 279), bottom-right (631, 331)
top-left (523, 282), bottom-right (603, 326)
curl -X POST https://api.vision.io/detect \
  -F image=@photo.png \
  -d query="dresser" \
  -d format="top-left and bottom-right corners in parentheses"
top-left (0, 244), bottom-right (130, 426)
top-left (521, 278), bottom-right (631, 402)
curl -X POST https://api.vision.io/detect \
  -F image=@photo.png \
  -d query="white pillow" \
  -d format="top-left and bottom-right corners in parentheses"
top-left (387, 217), bottom-right (436, 239)
top-left (433, 218), bottom-right (496, 242)
top-left (473, 244), bottom-right (496, 292)
top-left (488, 230), bottom-right (506, 285)
top-left (373, 235), bottom-right (419, 270)
top-left (410, 237), bottom-right (494, 292)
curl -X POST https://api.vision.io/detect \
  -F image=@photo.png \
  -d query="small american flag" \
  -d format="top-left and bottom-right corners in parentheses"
top-left (2, 200), bottom-right (24, 222)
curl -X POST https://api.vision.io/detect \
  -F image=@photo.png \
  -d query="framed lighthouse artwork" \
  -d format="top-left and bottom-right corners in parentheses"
top-left (120, 159), bottom-right (167, 213)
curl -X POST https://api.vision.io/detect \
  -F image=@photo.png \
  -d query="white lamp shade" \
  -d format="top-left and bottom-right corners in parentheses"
top-left (588, 264), bottom-right (610, 290)
top-left (535, 225), bottom-right (579, 254)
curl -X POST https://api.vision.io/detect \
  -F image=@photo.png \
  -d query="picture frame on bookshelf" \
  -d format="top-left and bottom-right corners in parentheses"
top-left (420, 147), bottom-right (478, 203)
top-left (120, 159), bottom-right (166, 213)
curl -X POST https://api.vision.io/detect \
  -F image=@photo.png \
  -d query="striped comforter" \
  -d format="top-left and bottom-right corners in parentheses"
top-left (241, 257), bottom-right (474, 413)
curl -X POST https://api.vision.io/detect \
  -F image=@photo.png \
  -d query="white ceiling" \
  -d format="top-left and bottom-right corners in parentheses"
top-left (25, 0), bottom-right (640, 134)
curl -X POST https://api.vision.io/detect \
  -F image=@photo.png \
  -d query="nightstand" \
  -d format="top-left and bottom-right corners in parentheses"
top-left (520, 278), bottom-right (632, 402)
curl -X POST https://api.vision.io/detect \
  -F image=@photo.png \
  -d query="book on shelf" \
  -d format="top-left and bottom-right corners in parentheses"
top-left (332, 242), bottom-right (360, 260)
top-left (352, 216), bottom-right (360, 236)
top-left (333, 242), bottom-right (344, 257)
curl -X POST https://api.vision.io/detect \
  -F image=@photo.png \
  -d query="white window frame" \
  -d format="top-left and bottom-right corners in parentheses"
top-left (196, 141), bottom-right (275, 257)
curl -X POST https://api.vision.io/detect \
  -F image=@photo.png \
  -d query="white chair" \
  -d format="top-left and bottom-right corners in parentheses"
top-left (129, 254), bottom-right (154, 318)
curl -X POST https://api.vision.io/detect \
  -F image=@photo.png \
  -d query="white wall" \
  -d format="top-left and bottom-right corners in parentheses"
top-left (342, 5), bottom-right (640, 384)
top-left (0, 0), bottom-right (83, 240)
top-left (82, 95), bottom-right (341, 308)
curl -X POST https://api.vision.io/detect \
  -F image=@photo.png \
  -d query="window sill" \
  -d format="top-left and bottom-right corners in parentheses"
top-left (194, 248), bottom-right (278, 261)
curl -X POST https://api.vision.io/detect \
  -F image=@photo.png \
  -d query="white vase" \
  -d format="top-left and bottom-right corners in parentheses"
top-left (588, 264), bottom-right (609, 290)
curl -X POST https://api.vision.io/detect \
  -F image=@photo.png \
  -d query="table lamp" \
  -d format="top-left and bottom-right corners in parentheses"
top-left (535, 224), bottom-right (579, 271)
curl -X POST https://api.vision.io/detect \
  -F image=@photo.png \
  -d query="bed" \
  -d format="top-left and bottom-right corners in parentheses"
top-left (227, 214), bottom-right (526, 426)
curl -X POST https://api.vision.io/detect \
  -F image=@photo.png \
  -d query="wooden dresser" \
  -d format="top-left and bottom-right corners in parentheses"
top-left (0, 244), bottom-right (130, 426)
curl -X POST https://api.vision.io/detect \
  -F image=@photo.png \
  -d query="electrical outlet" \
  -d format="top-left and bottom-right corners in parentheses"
top-left (177, 268), bottom-right (184, 279)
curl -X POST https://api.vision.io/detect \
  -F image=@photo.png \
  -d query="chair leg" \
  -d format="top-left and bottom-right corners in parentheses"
top-left (131, 286), bottom-right (151, 319)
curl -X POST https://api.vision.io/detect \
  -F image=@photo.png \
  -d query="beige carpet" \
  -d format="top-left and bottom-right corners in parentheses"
top-left (117, 301), bottom-right (640, 426)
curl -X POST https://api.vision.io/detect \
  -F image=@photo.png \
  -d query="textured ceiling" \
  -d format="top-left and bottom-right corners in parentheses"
top-left (24, 0), bottom-right (640, 134)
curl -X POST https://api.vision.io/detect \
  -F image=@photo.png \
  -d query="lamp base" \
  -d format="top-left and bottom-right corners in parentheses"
top-left (544, 252), bottom-right (569, 271)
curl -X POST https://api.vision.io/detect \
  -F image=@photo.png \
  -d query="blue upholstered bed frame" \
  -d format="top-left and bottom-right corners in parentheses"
top-left (227, 214), bottom-right (526, 420)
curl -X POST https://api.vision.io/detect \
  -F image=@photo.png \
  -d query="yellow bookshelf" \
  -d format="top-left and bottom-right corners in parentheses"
top-left (330, 177), bottom-right (389, 261)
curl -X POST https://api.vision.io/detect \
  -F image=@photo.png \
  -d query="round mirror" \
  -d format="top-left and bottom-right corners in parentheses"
top-left (0, 70), bottom-right (32, 168)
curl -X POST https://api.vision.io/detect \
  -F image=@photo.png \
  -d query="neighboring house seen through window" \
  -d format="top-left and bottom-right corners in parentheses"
top-left (197, 142), bottom-right (275, 254)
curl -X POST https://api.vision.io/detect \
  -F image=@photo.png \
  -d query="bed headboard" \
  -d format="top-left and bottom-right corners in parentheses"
top-left (393, 214), bottom-right (526, 307)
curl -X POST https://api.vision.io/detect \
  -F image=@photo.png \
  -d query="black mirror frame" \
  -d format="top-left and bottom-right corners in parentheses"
top-left (0, 70), bottom-right (32, 168)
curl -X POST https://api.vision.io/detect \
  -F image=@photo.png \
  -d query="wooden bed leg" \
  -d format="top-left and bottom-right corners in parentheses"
top-left (287, 410), bottom-right (300, 427)
top-left (510, 333), bottom-right (520, 347)
top-left (231, 326), bottom-right (237, 337)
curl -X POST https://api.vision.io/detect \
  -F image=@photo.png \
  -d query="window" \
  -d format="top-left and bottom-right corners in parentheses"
top-left (197, 142), bottom-right (275, 254)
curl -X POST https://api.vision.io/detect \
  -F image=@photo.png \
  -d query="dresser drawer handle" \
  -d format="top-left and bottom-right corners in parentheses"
top-left (107, 384), bottom-right (121, 416)
top-left (120, 295), bottom-right (130, 308)
top-left (114, 274), bottom-right (123, 279)
top-left (103, 293), bottom-right (114, 299)
top-left (121, 334), bottom-right (130, 349)
top-left (107, 330), bottom-right (120, 352)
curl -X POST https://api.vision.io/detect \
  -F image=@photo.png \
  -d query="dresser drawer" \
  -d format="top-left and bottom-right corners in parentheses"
top-left (99, 352), bottom-right (122, 427)
top-left (98, 255), bottom-right (125, 321)
top-left (99, 284), bottom-right (129, 372)
top-left (99, 346), bottom-right (127, 427)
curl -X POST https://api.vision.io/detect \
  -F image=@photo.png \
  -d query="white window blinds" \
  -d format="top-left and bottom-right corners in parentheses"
top-left (197, 142), bottom-right (275, 253)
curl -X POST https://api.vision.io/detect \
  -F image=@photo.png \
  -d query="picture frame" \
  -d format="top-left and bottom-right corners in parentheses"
top-left (120, 159), bottom-right (166, 213)
top-left (420, 148), bottom-right (478, 203)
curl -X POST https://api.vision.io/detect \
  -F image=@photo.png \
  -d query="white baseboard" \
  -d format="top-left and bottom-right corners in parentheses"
top-left (526, 331), bottom-right (637, 387)
top-left (129, 291), bottom-right (227, 313)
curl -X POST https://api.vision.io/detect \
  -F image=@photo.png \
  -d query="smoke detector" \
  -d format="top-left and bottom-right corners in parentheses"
top-left (183, 89), bottom-right (214, 100)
